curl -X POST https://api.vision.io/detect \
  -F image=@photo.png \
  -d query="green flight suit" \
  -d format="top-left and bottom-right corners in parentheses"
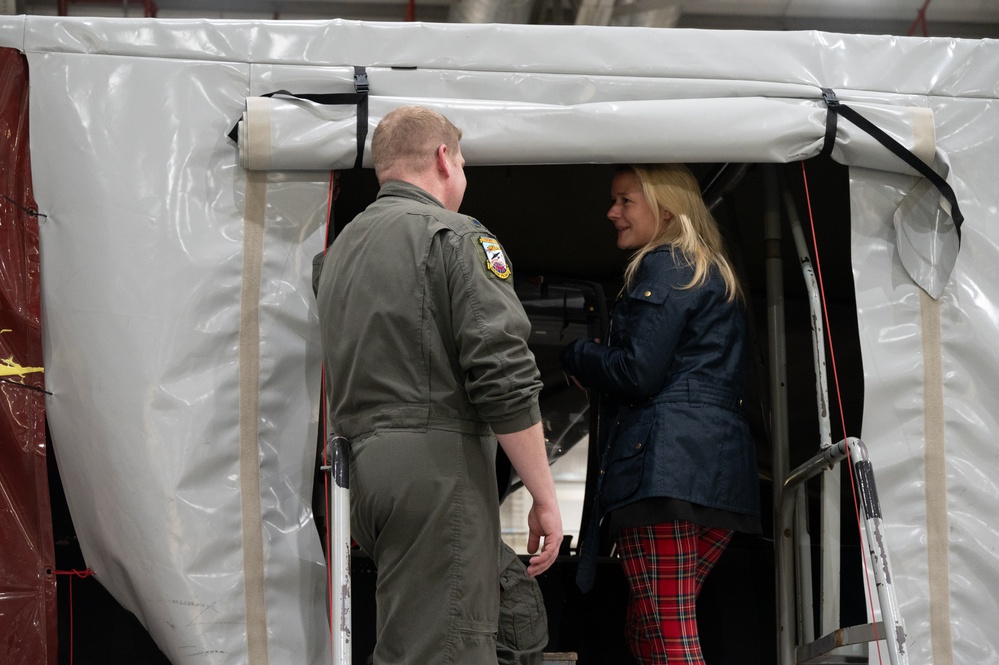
top-left (314, 180), bottom-right (548, 665)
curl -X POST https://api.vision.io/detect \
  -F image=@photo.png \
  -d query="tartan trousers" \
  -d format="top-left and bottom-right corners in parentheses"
top-left (615, 521), bottom-right (733, 665)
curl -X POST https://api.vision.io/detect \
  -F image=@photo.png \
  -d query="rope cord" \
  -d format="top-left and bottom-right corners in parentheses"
top-left (322, 363), bottom-right (334, 654)
top-left (0, 377), bottom-right (52, 394)
top-left (908, 0), bottom-right (932, 36)
top-left (1, 193), bottom-right (46, 218)
top-left (799, 162), bottom-right (884, 663)
top-left (322, 169), bottom-right (336, 659)
top-left (52, 568), bottom-right (95, 665)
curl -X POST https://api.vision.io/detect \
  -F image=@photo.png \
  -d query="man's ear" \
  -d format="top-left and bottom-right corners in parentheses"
top-left (435, 144), bottom-right (452, 176)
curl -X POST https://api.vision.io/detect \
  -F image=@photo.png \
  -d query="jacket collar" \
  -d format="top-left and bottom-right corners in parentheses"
top-left (377, 180), bottom-right (445, 209)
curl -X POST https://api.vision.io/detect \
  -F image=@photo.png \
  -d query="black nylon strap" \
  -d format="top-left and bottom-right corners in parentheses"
top-left (227, 66), bottom-right (371, 170)
top-left (819, 88), bottom-right (839, 160)
top-left (352, 66), bottom-right (370, 170)
top-left (819, 87), bottom-right (964, 237)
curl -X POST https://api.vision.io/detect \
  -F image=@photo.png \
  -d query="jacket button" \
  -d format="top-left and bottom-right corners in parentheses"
top-left (636, 443), bottom-right (643, 450)
top-left (600, 469), bottom-right (605, 475)
top-left (644, 290), bottom-right (652, 297)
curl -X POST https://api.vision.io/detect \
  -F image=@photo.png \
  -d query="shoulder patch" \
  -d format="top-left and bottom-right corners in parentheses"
top-left (478, 237), bottom-right (512, 279)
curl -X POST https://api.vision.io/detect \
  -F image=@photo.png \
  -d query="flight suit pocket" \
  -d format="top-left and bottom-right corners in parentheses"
top-left (498, 561), bottom-right (547, 653)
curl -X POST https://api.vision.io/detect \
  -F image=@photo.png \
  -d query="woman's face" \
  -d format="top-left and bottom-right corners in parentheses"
top-left (608, 172), bottom-right (661, 250)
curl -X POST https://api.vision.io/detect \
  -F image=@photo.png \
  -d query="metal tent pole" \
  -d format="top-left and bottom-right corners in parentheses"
top-left (764, 166), bottom-right (794, 662)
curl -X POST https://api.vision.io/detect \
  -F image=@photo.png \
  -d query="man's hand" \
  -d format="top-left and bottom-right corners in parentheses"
top-left (525, 500), bottom-right (563, 577)
top-left (495, 422), bottom-right (563, 577)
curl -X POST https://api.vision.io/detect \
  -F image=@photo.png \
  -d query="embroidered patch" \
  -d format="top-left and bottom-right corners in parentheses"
top-left (479, 237), bottom-right (511, 279)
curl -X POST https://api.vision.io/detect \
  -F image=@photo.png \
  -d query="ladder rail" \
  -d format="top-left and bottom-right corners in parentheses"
top-left (781, 175), bottom-right (842, 638)
top-left (777, 437), bottom-right (909, 665)
top-left (324, 434), bottom-right (353, 665)
top-left (849, 438), bottom-right (908, 665)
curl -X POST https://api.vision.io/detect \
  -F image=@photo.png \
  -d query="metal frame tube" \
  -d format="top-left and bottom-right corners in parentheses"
top-left (764, 165), bottom-right (793, 662)
top-left (323, 434), bottom-right (352, 665)
top-left (848, 439), bottom-right (909, 665)
top-left (780, 177), bottom-right (841, 636)
top-left (794, 488), bottom-right (814, 645)
top-left (778, 438), bottom-right (909, 665)
top-left (778, 440), bottom-right (850, 665)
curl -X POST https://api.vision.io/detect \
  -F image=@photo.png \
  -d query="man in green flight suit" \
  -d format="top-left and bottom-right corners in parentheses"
top-left (314, 105), bottom-right (563, 665)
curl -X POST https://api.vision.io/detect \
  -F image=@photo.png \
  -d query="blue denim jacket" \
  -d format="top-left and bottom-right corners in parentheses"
top-left (562, 247), bottom-right (760, 589)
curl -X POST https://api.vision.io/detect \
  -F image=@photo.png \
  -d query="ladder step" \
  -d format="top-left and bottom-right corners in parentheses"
top-left (797, 621), bottom-right (884, 664)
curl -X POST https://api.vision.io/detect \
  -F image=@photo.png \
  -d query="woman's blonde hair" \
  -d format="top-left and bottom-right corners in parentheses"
top-left (620, 164), bottom-right (743, 302)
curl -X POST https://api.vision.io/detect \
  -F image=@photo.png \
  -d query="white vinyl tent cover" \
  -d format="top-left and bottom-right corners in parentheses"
top-left (1, 15), bottom-right (996, 665)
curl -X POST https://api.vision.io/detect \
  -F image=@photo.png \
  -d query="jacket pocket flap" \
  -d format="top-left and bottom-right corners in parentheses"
top-left (600, 413), bottom-right (654, 507)
top-left (628, 280), bottom-right (670, 305)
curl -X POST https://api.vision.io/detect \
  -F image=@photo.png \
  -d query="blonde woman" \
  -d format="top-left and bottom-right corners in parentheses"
top-left (561, 164), bottom-right (761, 664)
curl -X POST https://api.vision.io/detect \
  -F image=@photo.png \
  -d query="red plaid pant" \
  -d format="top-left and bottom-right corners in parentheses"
top-left (615, 521), bottom-right (733, 664)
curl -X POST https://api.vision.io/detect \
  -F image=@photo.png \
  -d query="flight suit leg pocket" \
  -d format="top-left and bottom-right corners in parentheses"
top-left (498, 556), bottom-right (548, 663)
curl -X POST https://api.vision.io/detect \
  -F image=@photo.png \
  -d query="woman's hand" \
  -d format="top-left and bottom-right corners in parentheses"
top-left (561, 336), bottom-right (600, 396)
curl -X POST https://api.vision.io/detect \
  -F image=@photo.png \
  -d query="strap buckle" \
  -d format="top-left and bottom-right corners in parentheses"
top-left (821, 87), bottom-right (840, 109)
top-left (354, 67), bottom-right (370, 94)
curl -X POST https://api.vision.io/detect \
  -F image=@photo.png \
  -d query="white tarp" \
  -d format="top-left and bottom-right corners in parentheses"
top-left (1, 14), bottom-right (996, 665)
top-left (235, 91), bottom-right (936, 170)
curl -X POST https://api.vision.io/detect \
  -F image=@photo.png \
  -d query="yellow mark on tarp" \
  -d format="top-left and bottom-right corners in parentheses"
top-left (0, 329), bottom-right (44, 378)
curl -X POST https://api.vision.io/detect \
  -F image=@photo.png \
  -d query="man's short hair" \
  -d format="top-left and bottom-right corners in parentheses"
top-left (372, 106), bottom-right (463, 178)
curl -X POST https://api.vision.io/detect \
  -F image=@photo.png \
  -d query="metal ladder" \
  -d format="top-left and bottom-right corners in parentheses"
top-left (776, 437), bottom-right (908, 665)
top-left (763, 165), bottom-right (908, 665)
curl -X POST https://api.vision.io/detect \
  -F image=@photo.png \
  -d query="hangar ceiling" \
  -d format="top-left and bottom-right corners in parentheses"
top-left (12, 0), bottom-right (999, 38)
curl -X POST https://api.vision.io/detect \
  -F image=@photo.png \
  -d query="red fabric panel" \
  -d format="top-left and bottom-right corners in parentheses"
top-left (0, 47), bottom-right (56, 665)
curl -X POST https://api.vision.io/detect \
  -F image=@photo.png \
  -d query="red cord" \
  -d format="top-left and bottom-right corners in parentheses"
top-left (322, 171), bottom-right (336, 655)
top-left (52, 568), bottom-right (95, 665)
top-left (907, 0), bottom-right (932, 36)
top-left (322, 364), bottom-right (333, 653)
top-left (799, 162), bottom-right (884, 663)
